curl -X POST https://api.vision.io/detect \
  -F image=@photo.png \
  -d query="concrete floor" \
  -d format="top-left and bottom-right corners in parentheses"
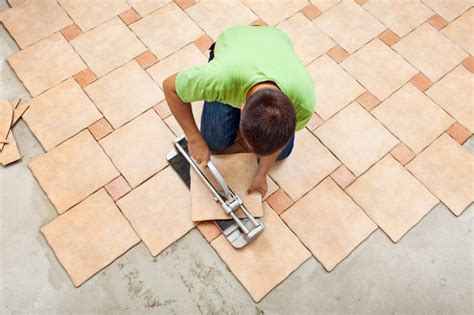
top-left (0, 2), bottom-right (473, 313)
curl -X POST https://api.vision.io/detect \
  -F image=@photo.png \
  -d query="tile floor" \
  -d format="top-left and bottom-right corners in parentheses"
top-left (1, 0), bottom-right (473, 304)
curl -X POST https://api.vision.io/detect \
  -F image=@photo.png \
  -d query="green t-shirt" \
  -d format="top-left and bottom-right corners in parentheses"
top-left (175, 25), bottom-right (315, 131)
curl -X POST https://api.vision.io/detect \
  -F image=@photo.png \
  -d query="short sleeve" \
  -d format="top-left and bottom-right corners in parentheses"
top-left (295, 108), bottom-right (313, 131)
top-left (175, 62), bottom-right (223, 103)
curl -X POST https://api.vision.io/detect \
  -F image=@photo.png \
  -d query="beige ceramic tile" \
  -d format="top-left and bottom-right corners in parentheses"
top-left (265, 176), bottom-right (279, 200)
top-left (314, 1), bottom-right (385, 53)
top-left (276, 13), bottom-right (335, 65)
top-left (1, 0), bottom-right (72, 48)
top-left (71, 18), bottom-right (147, 77)
top-left (393, 23), bottom-right (468, 82)
top-left (307, 54), bottom-right (365, 120)
top-left (99, 110), bottom-right (175, 188)
top-left (0, 99), bottom-right (12, 143)
top-left (23, 79), bottom-right (102, 151)
top-left (41, 189), bottom-right (140, 287)
top-left (0, 132), bottom-right (21, 166)
top-left (127, 0), bottom-right (172, 16)
top-left (58, 0), bottom-right (130, 31)
top-left (211, 203), bottom-right (311, 302)
top-left (147, 44), bottom-right (207, 88)
top-left (164, 101), bottom-right (204, 135)
top-left (117, 167), bottom-right (195, 256)
top-left (422, 0), bottom-right (473, 21)
top-left (7, 33), bottom-right (86, 97)
top-left (363, 0), bottom-right (434, 37)
top-left (85, 61), bottom-right (164, 129)
top-left (185, 0), bottom-right (257, 39)
top-left (130, 2), bottom-right (203, 59)
top-left (242, 0), bottom-right (307, 26)
top-left (190, 153), bottom-right (263, 221)
top-left (347, 155), bottom-right (439, 242)
top-left (269, 128), bottom-right (340, 201)
top-left (426, 65), bottom-right (473, 133)
top-left (341, 38), bottom-right (417, 100)
top-left (372, 83), bottom-right (454, 153)
top-left (282, 178), bottom-right (376, 271)
top-left (315, 102), bottom-right (399, 176)
top-left (29, 130), bottom-right (119, 213)
top-left (310, 0), bottom-right (340, 11)
top-left (442, 8), bottom-right (474, 56)
top-left (406, 134), bottom-right (474, 216)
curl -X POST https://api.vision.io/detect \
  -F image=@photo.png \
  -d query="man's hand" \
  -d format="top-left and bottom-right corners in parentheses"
top-left (189, 135), bottom-right (211, 167)
top-left (247, 173), bottom-right (267, 197)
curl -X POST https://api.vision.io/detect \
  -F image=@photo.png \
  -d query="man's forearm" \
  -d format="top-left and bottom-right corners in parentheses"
top-left (256, 146), bottom-right (284, 176)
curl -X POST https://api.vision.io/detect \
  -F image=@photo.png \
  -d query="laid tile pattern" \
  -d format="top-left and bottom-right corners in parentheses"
top-left (441, 8), bottom-right (473, 55)
top-left (422, 0), bottom-right (473, 22)
top-left (127, 0), bottom-right (172, 16)
top-left (242, 0), bottom-right (308, 26)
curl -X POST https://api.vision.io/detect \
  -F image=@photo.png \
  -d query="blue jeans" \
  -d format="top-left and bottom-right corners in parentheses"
top-left (200, 43), bottom-right (295, 161)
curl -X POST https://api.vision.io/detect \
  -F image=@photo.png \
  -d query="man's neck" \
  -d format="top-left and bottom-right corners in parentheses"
top-left (245, 81), bottom-right (280, 102)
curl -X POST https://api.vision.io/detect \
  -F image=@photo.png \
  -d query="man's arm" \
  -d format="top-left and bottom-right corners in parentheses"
top-left (247, 146), bottom-right (284, 196)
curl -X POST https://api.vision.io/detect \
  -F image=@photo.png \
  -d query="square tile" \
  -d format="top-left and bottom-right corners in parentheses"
top-left (135, 51), bottom-right (159, 69)
top-left (410, 72), bottom-right (433, 92)
top-left (58, 0), bottom-right (130, 31)
top-left (1, 0), bottom-right (72, 48)
top-left (301, 4), bottom-right (322, 21)
top-left (211, 203), bottom-right (311, 302)
top-left (127, 0), bottom-right (172, 16)
top-left (314, 1), bottom-right (385, 53)
top-left (85, 61), bottom-right (164, 129)
top-left (347, 155), bottom-right (438, 242)
top-left (190, 153), bottom-right (263, 221)
top-left (446, 122), bottom-right (472, 144)
top-left (356, 91), bottom-right (380, 111)
top-left (194, 34), bottom-right (215, 51)
top-left (282, 178), bottom-right (376, 271)
top-left (60, 24), bottom-right (82, 41)
top-left (104, 176), bottom-right (131, 201)
top-left (462, 56), bottom-right (474, 73)
top-left (326, 45), bottom-right (349, 64)
top-left (23, 79), bottom-right (102, 151)
top-left (99, 110), bottom-right (175, 188)
top-left (117, 167), bottom-right (195, 256)
top-left (242, 0), bottom-right (307, 26)
top-left (71, 18), bottom-right (147, 77)
top-left (392, 23), bottom-right (468, 82)
top-left (119, 8), bottom-right (141, 25)
top-left (130, 2), bottom-right (203, 59)
top-left (442, 8), bottom-right (474, 56)
top-left (390, 143), bottom-right (416, 166)
top-left (363, 0), bottom-right (434, 37)
top-left (315, 102), bottom-right (399, 176)
top-left (427, 13), bottom-right (449, 30)
top-left (307, 54), bottom-right (365, 120)
top-left (73, 68), bottom-right (97, 87)
top-left (276, 13), bottom-right (335, 65)
top-left (377, 29), bottom-right (400, 46)
top-left (185, 0), bottom-right (257, 39)
top-left (426, 65), bottom-right (473, 133)
top-left (266, 189), bottom-right (294, 215)
top-left (372, 83), bottom-right (454, 153)
top-left (7, 33), bottom-right (86, 97)
top-left (310, 0), bottom-right (340, 12)
top-left (29, 130), bottom-right (119, 213)
top-left (422, 0), bottom-right (473, 21)
top-left (406, 134), bottom-right (474, 216)
top-left (41, 189), bottom-right (140, 287)
top-left (147, 44), bottom-right (207, 88)
top-left (88, 118), bottom-right (113, 141)
top-left (269, 128), bottom-right (341, 201)
top-left (330, 165), bottom-right (356, 189)
top-left (341, 38), bottom-right (417, 100)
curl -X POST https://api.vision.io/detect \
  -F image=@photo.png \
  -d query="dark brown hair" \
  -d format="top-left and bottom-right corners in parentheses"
top-left (240, 88), bottom-right (296, 156)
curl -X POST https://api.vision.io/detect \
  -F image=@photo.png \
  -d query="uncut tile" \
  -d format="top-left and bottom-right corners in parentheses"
top-left (347, 155), bottom-right (439, 242)
top-left (282, 178), bottom-right (376, 271)
top-left (127, 0), bottom-right (172, 16)
top-left (58, 0), bottom-right (130, 31)
top-left (211, 203), bottom-right (311, 302)
top-left (314, 1), bottom-right (385, 53)
top-left (276, 13), bottom-right (335, 65)
top-left (269, 128), bottom-right (340, 201)
top-left (29, 130), bottom-right (119, 213)
top-left (130, 2), bottom-right (203, 59)
top-left (7, 33), bottom-right (86, 97)
top-left (147, 44), bottom-right (207, 88)
top-left (406, 134), bottom-right (474, 216)
top-left (185, 0), bottom-right (257, 39)
top-left (242, 0), bottom-right (307, 26)
top-left (71, 18), bottom-right (146, 77)
top-left (372, 83), bottom-right (454, 154)
top-left (307, 54), bottom-right (364, 120)
top-left (1, 0), bottom-right (72, 48)
top-left (99, 110), bottom-right (175, 188)
top-left (310, 0), bottom-right (340, 12)
top-left (41, 189), bottom-right (140, 287)
top-left (117, 167), bottom-right (195, 256)
top-left (341, 38), bottom-right (417, 100)
top-left (393, 23), bottom-right (468, 82)
top-left (422, 0), bottom-right (473, 21)
top-left (315, 102), bottom-right (399, 176)
top-left (363, 0), bottom-right (434, 37)
top-left (426, 65), bottom-right (473, 133)
top-left (85, 61), bottom-right (164, 129)
top-left (190, 153), bottom-right (263, 221)
top-left (442, 8), bottom-right (474, 55)
top-left (23, 79), bottom-right (102, 151)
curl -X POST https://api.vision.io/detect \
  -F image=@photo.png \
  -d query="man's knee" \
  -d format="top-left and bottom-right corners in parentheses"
top-left (201, 129), bottom-right (236, 152)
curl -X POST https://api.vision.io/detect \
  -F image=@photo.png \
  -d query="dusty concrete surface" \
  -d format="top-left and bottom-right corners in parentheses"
top-left (0, 3), bottom-right (472, 313)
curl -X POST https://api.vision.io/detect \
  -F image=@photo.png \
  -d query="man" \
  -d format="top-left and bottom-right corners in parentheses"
top-left (163, 24), bottom-right (315, 197)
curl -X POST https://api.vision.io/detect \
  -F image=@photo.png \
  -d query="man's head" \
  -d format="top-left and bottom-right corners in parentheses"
top-left (240, 87), bottom-right (296, 156)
